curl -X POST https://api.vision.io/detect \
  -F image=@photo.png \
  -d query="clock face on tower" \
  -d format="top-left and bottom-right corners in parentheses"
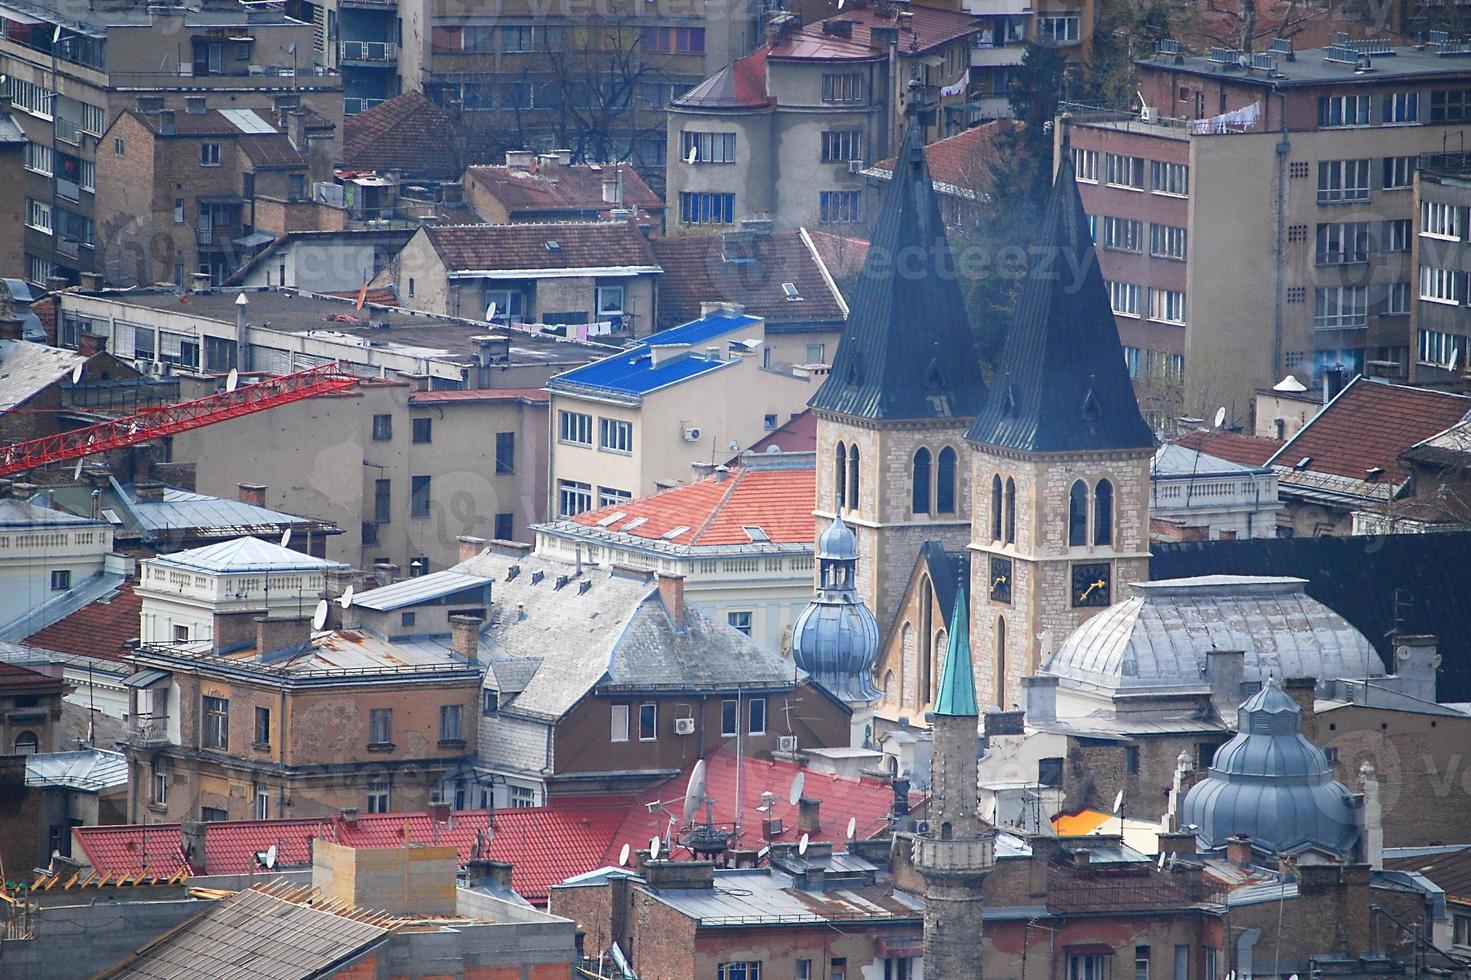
top-left (989, 556), bottom-right (1012, 604)
top-left (1071, 562), bottom-right (1112, 608)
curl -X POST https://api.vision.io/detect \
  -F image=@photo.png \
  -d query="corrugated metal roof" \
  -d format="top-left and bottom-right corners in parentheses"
top-left (351, 570), bottom-right (493, 611)
top-left (149, 536), bottom-right (346, 574)
top-left (25, 748), bottom-right (128, 791)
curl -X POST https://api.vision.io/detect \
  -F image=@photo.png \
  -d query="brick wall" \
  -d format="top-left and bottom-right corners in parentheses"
top-left (627, 888), bottom-right (697, 979)
top-left (254, 197), bottom-right (348, 236)
top-left (0, 141), bottom-right (22, 280)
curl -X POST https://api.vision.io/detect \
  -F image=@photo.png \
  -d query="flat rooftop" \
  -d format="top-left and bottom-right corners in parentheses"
top-left (1138, 42), bottom-right (1471, 86)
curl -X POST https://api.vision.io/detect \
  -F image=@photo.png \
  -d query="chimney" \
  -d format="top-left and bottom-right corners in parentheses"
top-left (821, 18), bottom-right (854, 37)
top-left (553, 148), bottom-right (572, 166)
top-left (213, 609), bottom-right (263, 653)
top-left (256, 614), bottom-right (312, 656)
top-left (537, 152), bottom-right (560, 173)
top-left (657, 573), bottom-right (685, 629)
top-left (0, 315), bottom-right (23, 340)
top-left (505, 149), bottom-right (534, 169)
top-left (1157, 831), bottom-right (1196, 856)
top-left (1072, 848), bottom-right (1091, 868)
top-left (1322, 366), bottom-right (1347, 404)
top-left (1283, 677), bottom-right (1318, 744)
top-left (286, 109), bottom-right (308, 151)
top-left (1225, 835), bottom-right (1254, 867)
top-left (1206, 649), bottom-right (1245, 722)
top-left (78, 332), bottom-right (107, 355)
top-left (190, 272), bottom-right (212, 293)
top-left (78, 272), bottom-right (103, 292)
top-left (44, 276), bottom-right (68, 294)
top-left (798, 796), bottom-right (822, 835)
top-left (465, 859), bottom-right (515, 890)
top-left (374, 561), bottom-right (398, 585)
top-left (238, 483), bottom-right (267, 507)
top-left (181, 820), bottom-right (208, 873)
top-left (1358, 761), bottom-right (1383, 869)
top-left (1388, 635), bottom-right (1439, 702)
top-left (1021, 674), bottom-right (1058, 725)
top-left (133, 481), bottom-right (166, 502)
top-left (457, 535), bottom-right (487, 562)
top-left (602, 175), bottom-right (621, 206)
top-left (766, 12), bottom-right (799, 46)
top-left (234, 292), bottom-right (250, 372)
top-left (449, 613), bottom-right (483, 664)
top-left (641, 858), bottom-right (715, 890)
top-left (340, 806), bottom-right (359, 826)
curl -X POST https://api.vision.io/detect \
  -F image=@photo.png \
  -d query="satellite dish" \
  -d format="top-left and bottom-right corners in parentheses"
top-left (338, 584), bottom-right (354, 609)
top-left (71, 362), bottom-right (84, 384)
top-left (1450, 347), bottom-right (1462, 373)
top-left (727, 440), bottom-right (740, 453)
top-left (686, 144), bottom-right (698, 165)
top-left (1112, 789), bottom-right (1124, 814)
top-left (1213, 406), bottom-right (1226, 428)
top-left (264, 844), bottom-right (277, 869)
top-left (311, 599), bottom-right (328, 631)
top-left (225, 368), bottom-right (239, 392)
top-left (649, 835), bottom-right (661, 860)
top-left (798, 833), bottom-right (809, 856)
top-left (788, 772), bottom-right (805, 806)
top-left (682, 759), bottom-right (708, 826)
top-left (845, 816), bottom-right (857, 840)
top-left (837, 0), bottom-right (844, 7)
top-left (1157, 852), bottom-right (1166, 871)
top-left (485, 301), bottom-right (498, 322)
top-left (280, 527), bottom-right (292, 548)
top-left (73, 458), bottom-right (83, 480)
top-left (618, 843), bottom-right (630, 867)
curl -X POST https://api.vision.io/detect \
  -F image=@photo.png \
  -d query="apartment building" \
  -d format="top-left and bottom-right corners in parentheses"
top-left (545, 309), bottom-right (815, 513)
top-left (1070, 36), bottom-right (1471, 430)
top-left (0, 0), bottom-right (340, 289)
top-left (1410, 159), bottom-right (1471, 382)
top-left (665, 1), bottom-right (983, 235)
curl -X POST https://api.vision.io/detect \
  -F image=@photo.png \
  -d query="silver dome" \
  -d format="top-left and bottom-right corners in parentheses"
top-left (816, 512), bottom-right (858, 561)
top-left (792, 514), bottom-right (880, 702)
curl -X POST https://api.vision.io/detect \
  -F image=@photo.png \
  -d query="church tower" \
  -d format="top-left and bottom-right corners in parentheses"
top-left (809, 87), bottom-right (988, 631)
top-left (913, 577), bottom-right (993, 977)
top-left (964, 140), bottom-right (1156, 711)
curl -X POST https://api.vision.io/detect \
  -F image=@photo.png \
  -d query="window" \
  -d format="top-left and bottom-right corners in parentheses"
top-left (13, 731), bottom-right (38, 755)
top-left (1420, 328), bottom-right (1463, 367)
top-left (494, 513), bottom-right (514, 540)
top-left (1315, 285), bottom-right (1370, 327)
top-left (24, 142), bottom-right (51, 175)
top-left (48, 568), bottom-right (71, 591)
top-left (25, 198), bottom-right (51, 234)
top-left (805, 343), bottom-right (826, 363)
top-left (822, 73), bottom-right (863, 103)
top-left (1150, 160), bottom-right (1189, 195)
top-left (596, 285), bottom-right (626, 317)
top-left (374, 479), bottom-right (391, 524)
top-left (401, 612), bottom-right (416, 627)
top-left (1005, 477), bottom-right (1016, 544)
top-left (1037, 13), bottom-right (1080, 42)
top-left (1317, 159), bottom-right (1371, 203)
top-left (1204, 948), bottom-right (1218, 979)
top-left (1109, 281), bottom-right (1141, 316)
top-left (1149, 288), bottom-right (1187, 324)
top-left (1174, 945), bottom-right (1190, 980)
top-left (1126, 744), bottom-right (1141, 774)
top-left (254, 706), bottom-right (270, 745)
top-left (1038, 756), bottom-right (1063, 787)
top-left (203, 695), bottom-right (229, 750)
top-left (1387, 281), bottom-right (1411, 315)
top-left (494, 432), bottom-right (515, 473)
top-left (912, 447), bottom-right (931, 513)
top-left (611, 703), bottom-right (630, 741)
top-left (598, 486), bottom-right (632, 508)
top-left (764, 413), bottom-right (778, 429)
top-left (7, 77), bottom-right (54, 119)
top-left (832, 959), bottom-right (847, 980)
top-left (1316, 222), bottom-right (1370, 264)
top-left (727, 611), bottom-right (753, 636)
top-left (202, 806), bottom-right (229, 822)
top-left (80, 159), bottom-right (94, 192)
top-left (439, 704), bottom-right (462, 743)
top-left (368, 707), bottom-right (393, 746)
top-left (638, 703), bottom-right (657, 740)
top-left (559, 409), bottom-right (593, 445)
top-left (1453, 912), bottom-right (1471, 946)
top-left (372, 414), bottom-right (392, 440)
top-left (1384, 91), bottom-right (1418, 123)
top-left (558, 480), bottom-right (592, 517)
top-left (200, 142), bottom-right (221, 166)
top-left (642, 25), bottom-right (704, 53)
top-left (1135, 945), bottom-right (1151, 980)
top-left (1383, 155), bottom-right (1414, 189)
top-left (408, 277), bottom-right (415, 297)
top-left (1094, 479), bottom-right (1113, 546)
top-left (410, 475), bottom-right (431, 518)
top-left (882, 960), bottom-right (912, 980)
top-left (367, 781), bottom-right (390, 813)
top-left (1104, 153), bottom-right (1144, 189)
top-left (599, 417), bottom-right (633, 453)
top-left (1068, 480), bottom-right (1088, 546)
top-left (797, 961), bottom-right (813, 980)
top-left (1067, 953), bottom-right (1107, 980)
top-left (1149, 223), bottom-right (1187, 260)
top-left (412, 417), bottom-right (432, 443)
top-left (1073, 147), bottom-right (1098, 182)
top-left (482, 689), bottom-right (500, 716)
top-left (936, 447), bottom-right (957, 514)
top-left (820, 190), bottom-right (862, 223)
top-left (821, 130), bottom-right (862, 162)
top-left (500, 24), bottom-right (532, 51)
top-left (680, 130), bottom-right (736, 164)
top-left (152, 761), bottom-right (168, 804)
top-left (990, 475), bottom-right (1003, 540)
top-left (253, 787), bottom-right (269, 820)
top-left (1424, 200), bottom-right (1461, 239)
top-left (835, 441), bottom-right (847, 508)
top-left (1389, 218), bottom-right (1413, 251)
top-left (1431, 88), bottom-right (1471, 122)
top-left (848, 445), bottom-right (860, 510)
top-left (748, 697), bottom-right (766, 735)
top-left (1318, 94), bottom-right (1370, 127)
top-left (721, 699), bottom-right (739, 736)
top-left (1102, 216), bottom-right (1142, 252)
top-left (717, 963), bottom-right (761, 980)
top-left (509, 785), bottom-right (536, 807)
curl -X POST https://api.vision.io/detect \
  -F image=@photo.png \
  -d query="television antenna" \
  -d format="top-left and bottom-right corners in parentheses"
top-left (338, 584), bottom-right (354, 609)
top-left (225, 368), bottom-right (239, 392)
top-left (788, 772), bottom-right (805, 806)
top-left (618, 843), bottom-right (630, 867)
top-left (677, 759), bottom-right (734, 858)
top-left (311, 599), bottom-right (328, 631)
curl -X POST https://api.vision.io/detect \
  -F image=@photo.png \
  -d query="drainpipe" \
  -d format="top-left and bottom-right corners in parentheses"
top-left (1272, 86), bottom-right (1290, 385)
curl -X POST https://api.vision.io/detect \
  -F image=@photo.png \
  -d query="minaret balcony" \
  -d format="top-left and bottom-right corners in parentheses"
top-left (912, 832), bottom-right (996, 874)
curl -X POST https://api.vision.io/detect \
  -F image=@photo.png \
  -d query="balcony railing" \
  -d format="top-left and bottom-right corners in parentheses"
top-left (344, 97), bottom-right (388, 115)
top-left (128, 714), bottom-right (170, 747)
top-left (340, 40), bottom-right (398, 62)
top-left (54, 117), bottom-right (81, 145)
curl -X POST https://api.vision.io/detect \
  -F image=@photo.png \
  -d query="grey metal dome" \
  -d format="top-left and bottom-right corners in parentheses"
top-left (1181, 679), bottom-right (1360, 859)
top-left (792, 515), bottom-right (880, 703)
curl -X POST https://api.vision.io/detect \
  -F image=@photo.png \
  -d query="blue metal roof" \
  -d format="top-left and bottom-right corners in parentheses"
top-left (644, 312), bottom-right (760, 348)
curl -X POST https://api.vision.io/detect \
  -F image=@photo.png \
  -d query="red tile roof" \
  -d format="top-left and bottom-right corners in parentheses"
top-left (464, 163), bottom-right (662, 218)
top-left (738, 408), bottom-right (818, 459)
top-left (804, 230), bottom-right (870, 283)
top-left (25, 582), bottom-right (141, 662)
top-left (1176, 430), bottom-right (1282, 468)
top-left (340, 93), bottom-right (502, 180)
top-left (408, 387), bottom-right (549, 405)
top-left (569, 464), bottom-right (815, 547)
top-left (424, 222), bottom-right (659, 274)
top-left (650, 230), bottom-right (847, 331)
top-left (675, 49), bottom-right (774, 110)
top-left (0, 661), bottom-right (64, 693)
top-left (770, 3), bottom-right (980, 60)
top-left (325, 287), bottom-right (399, 307)
top-left (870, 120), bottom-right (1012, 197)
top-left (1268, 378), bottom-right (1471, 484)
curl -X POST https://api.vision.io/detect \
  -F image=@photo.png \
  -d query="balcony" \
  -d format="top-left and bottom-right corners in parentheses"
top-left (345, 96), bottom-right (388, 115)
top-left (340, 40), bottom-right (398, 64)
top-left (911, 832), bottom-right (996, 874)
top-left (972, 44), bottom-right (1026, 67)
top-left (128, 714), bottom-right (171, 748)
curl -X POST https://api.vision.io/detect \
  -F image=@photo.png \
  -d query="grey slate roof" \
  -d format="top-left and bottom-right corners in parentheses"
top-left (808, 117), bottom-right (986, 422)
top-left (966, 149), bottom-right (1156, 454)
top-left (0, 340), bottom-right (88, 412)
top-left (351, 570), bottom-right (493, 611)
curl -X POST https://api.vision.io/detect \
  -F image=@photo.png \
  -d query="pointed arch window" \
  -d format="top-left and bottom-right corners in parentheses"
top-left (848, 445), bottom-right (860, 511)
top-left (912, 448), bottom-right (931, 514)
top-left (936, 447), bottom-right (957, 514)
top-left (1094, 479), bottom-right (1114, 546)
top-left (995, 615), bottom-right (1007, 708)
top-left (1004, 478), bottom-right (1016, 544)
top-left (835, 441), bottom-right (847, 509)
top-left (920, 576), bottom-right (933, 705)
top-left (1068, 479), bottom-right (1089, 547)
top-left (991, 475), bottom-right (1003, 541)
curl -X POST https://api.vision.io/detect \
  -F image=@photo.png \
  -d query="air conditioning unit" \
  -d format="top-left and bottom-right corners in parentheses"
top-left (682, 425), bottom-right (703, 443)
top-left (778, 735), bottom-right (798, 752)
top-left (913, 819), bottom-right (931, 835)
top-left (673, 717), bottom-right (696, 735)
top-left (1139, 105), bottom-right (1158, 123)
top-left (846, 160), bottom-right (865, 175)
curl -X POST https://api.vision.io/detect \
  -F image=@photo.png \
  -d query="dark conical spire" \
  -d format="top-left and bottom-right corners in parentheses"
top-left (809, 114), bottom-right (987, 421)
top-left (965, 150), bottom-right (1156, 453)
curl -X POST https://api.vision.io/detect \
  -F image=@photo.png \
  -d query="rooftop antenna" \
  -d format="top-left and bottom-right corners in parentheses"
top-left (311, 598), bottom-right (328, 631)
top-left (618, 842), bottom-right (630, 867)
top-left (648, 835), bottom-right (661, 860)
top-left (338, 584), bottom-right (354, 609)
top-left (254, 843), bottom-right (278, 871)
top-left (225, 368), bottom-right (239, 393)
top-left (1449, 347), bottom-right (1461, 373)
top-left (677, 758), bottom-right (733, 858)
top-left (1113, 788), bottom-right (1125, 837)
top-left (71, 361), bottom-right (84, 385)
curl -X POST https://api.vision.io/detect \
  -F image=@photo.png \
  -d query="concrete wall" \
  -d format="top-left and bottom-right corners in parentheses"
top-left (0, 897), bottom-right (201, 979)
top-left (0, 134), bottom-right (21, 280)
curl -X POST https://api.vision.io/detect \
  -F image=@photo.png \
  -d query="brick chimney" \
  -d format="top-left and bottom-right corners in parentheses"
top-left (465, 859), bottom-right (515, 889)
top-left (798, 797), bottom-right (822, 835)
top-left (213, 610), bottom-right (263, 653)
top-left (1225, 835), bottom-right (1254, 867)
top-left (374, 562), bottom-right (398, 585)
top-left (181, 820), bottom-right (208, 872)
top-left (640, 858), bottom-right (715, 890)
top-left (133, 481), bottom-right (166, 502)
top-left (457, 535), bottom-right (486, 563)
top-left (1157, 831), bottom-right (1196, 856)
top-left (237, 483), bottom-right (267, 507)
top-left (449, 613), bottom-right (483, 664)
top-left (256, 615), bottom-right (312, 656)
top-left (1283, 677), bottom-right (1318, 744)
top-left (657, 573), bottom-right (685, 629)
top-left (77, 332), bottom-right (107, 355)
top-left (1206, 649), bottom-right (1245, 721)
top-left (0, 316), bottom-right (22, 340)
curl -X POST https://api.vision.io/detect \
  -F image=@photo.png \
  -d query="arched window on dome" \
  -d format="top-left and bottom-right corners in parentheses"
top-left (991, 475), bottom-right (1003, 541)
top-left (848, 445), bottom-right (860, 511)
top-left (835, 442), bottom-right (847, 509)
top-left (1068, 480), bottom-right (1089, 547)
top-left (912, 448), bottom-right (931, 514)
top-left (1094, 479), bottom-right (1114, 546)
top-left (1004, 478), bottom-right (1016, 544)
top-left (936, 447), bottom-right (957, 514)
top-left (13, 730), bottom-right (37, 755)
top-left (995, 616), bottom-right (1007, 708)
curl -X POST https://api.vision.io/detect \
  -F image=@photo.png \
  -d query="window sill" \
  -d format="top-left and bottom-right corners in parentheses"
top-left (366, 741), bottom-right (396, 752)
top-left (1149, 190), bottom-right (1189, 199)
top-left (252, 741), bottom-right (271, 752)
top-left (1420, 233), bottom-right (1462, 242)
top-left (1418, 296), bottom-right (1461, 307)
top-left (1104, 183), bottom-right (1145, 192)
top-left (598, 447), bottom-right (633, 456)
top-left (148, 801), bottom-right (168, 813)
top-left (437, 738), bottom-right (466, 749)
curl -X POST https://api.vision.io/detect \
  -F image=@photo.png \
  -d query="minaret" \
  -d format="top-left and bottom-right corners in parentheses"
top-left (913, 577), bottom-right (993, 979)
top-left (964, 134), bottom-right (1157, 710)
top-left (809, 83), bottom-right (988, 631)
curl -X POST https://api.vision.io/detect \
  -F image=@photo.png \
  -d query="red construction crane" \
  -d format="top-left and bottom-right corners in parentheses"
top-left (0, 363), bottom-right (360, 478)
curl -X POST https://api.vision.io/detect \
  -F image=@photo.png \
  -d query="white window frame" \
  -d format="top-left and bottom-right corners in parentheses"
top-left (1149, 223), bottom-right (1187, 260)
top-left (1384, 91), bottom-right (1419, 124)
top-left (557, 479), bottom-right (592, 517)
top-left (1315, 284), bottom-right (1370, 327)
top-left (1150, 160), bottom-right (1189, 196)
top-left (1420, 265), bottom-right (1463, 306)
top-left (1037, 13), bottom-right (1080, 43)
top-left (1423, 200), bottom-right (1462, 240)
top-left (1389, 218), bottom-right (1413, 251)
top-left (598, 417), bottom-right (633, 453)
top-left (200, 142), bottom-right (221, 167)
top-left (748, 697), bottom-right (766, 736)
top-left (1108, 281), bottom-right (1141, 317)
top-left (1148, 288), bottom-right (1187, 325)
top-left (820, 129), bottom-right (862, 163)
top-left (558, 409), bottom-right (593, 445)
top-left (1318, 93), bottom-right (1370, 128)
top-left (1316, 221), bottom-right (1370, 265)
top-left (24, 142), bottom-right (52, 176)
top-left (1101, 215), bottom-right (1142, 252)
top-left (1104, 152), bottom-right (1144, 190)
top-left (638, 702), bottom-right (658, 741)
top-left (1383, 155), bottom-right (1414, 190)
top-left (721, 699), bottom-right (738, 737)
top-left (610, 703), bottom-right (630, 742)
top-left (727, 610), bottom-right (753, 635)
top-left (1387, 281), bottom-right (1411, 315)
top-left (598, 486), bottom-right (632, 508)
top-left (595, 284), bottom-right (626, 317)
top-left (367, 781), bottom-right (390, 814)
top-left (680, 130), bottom-right (736, 164)
top-left (25, 198), bottom-right (52, 234)
top-left (1072, 147), bottom-right (1098, 182)
top-left (1317, 159), bottom-right (1371, 204)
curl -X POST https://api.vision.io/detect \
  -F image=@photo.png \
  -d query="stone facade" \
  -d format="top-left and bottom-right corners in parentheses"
top-left (873, 558), bottom-right (951, 725)
top-left (968, 445), bottom-right (1153, 709)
